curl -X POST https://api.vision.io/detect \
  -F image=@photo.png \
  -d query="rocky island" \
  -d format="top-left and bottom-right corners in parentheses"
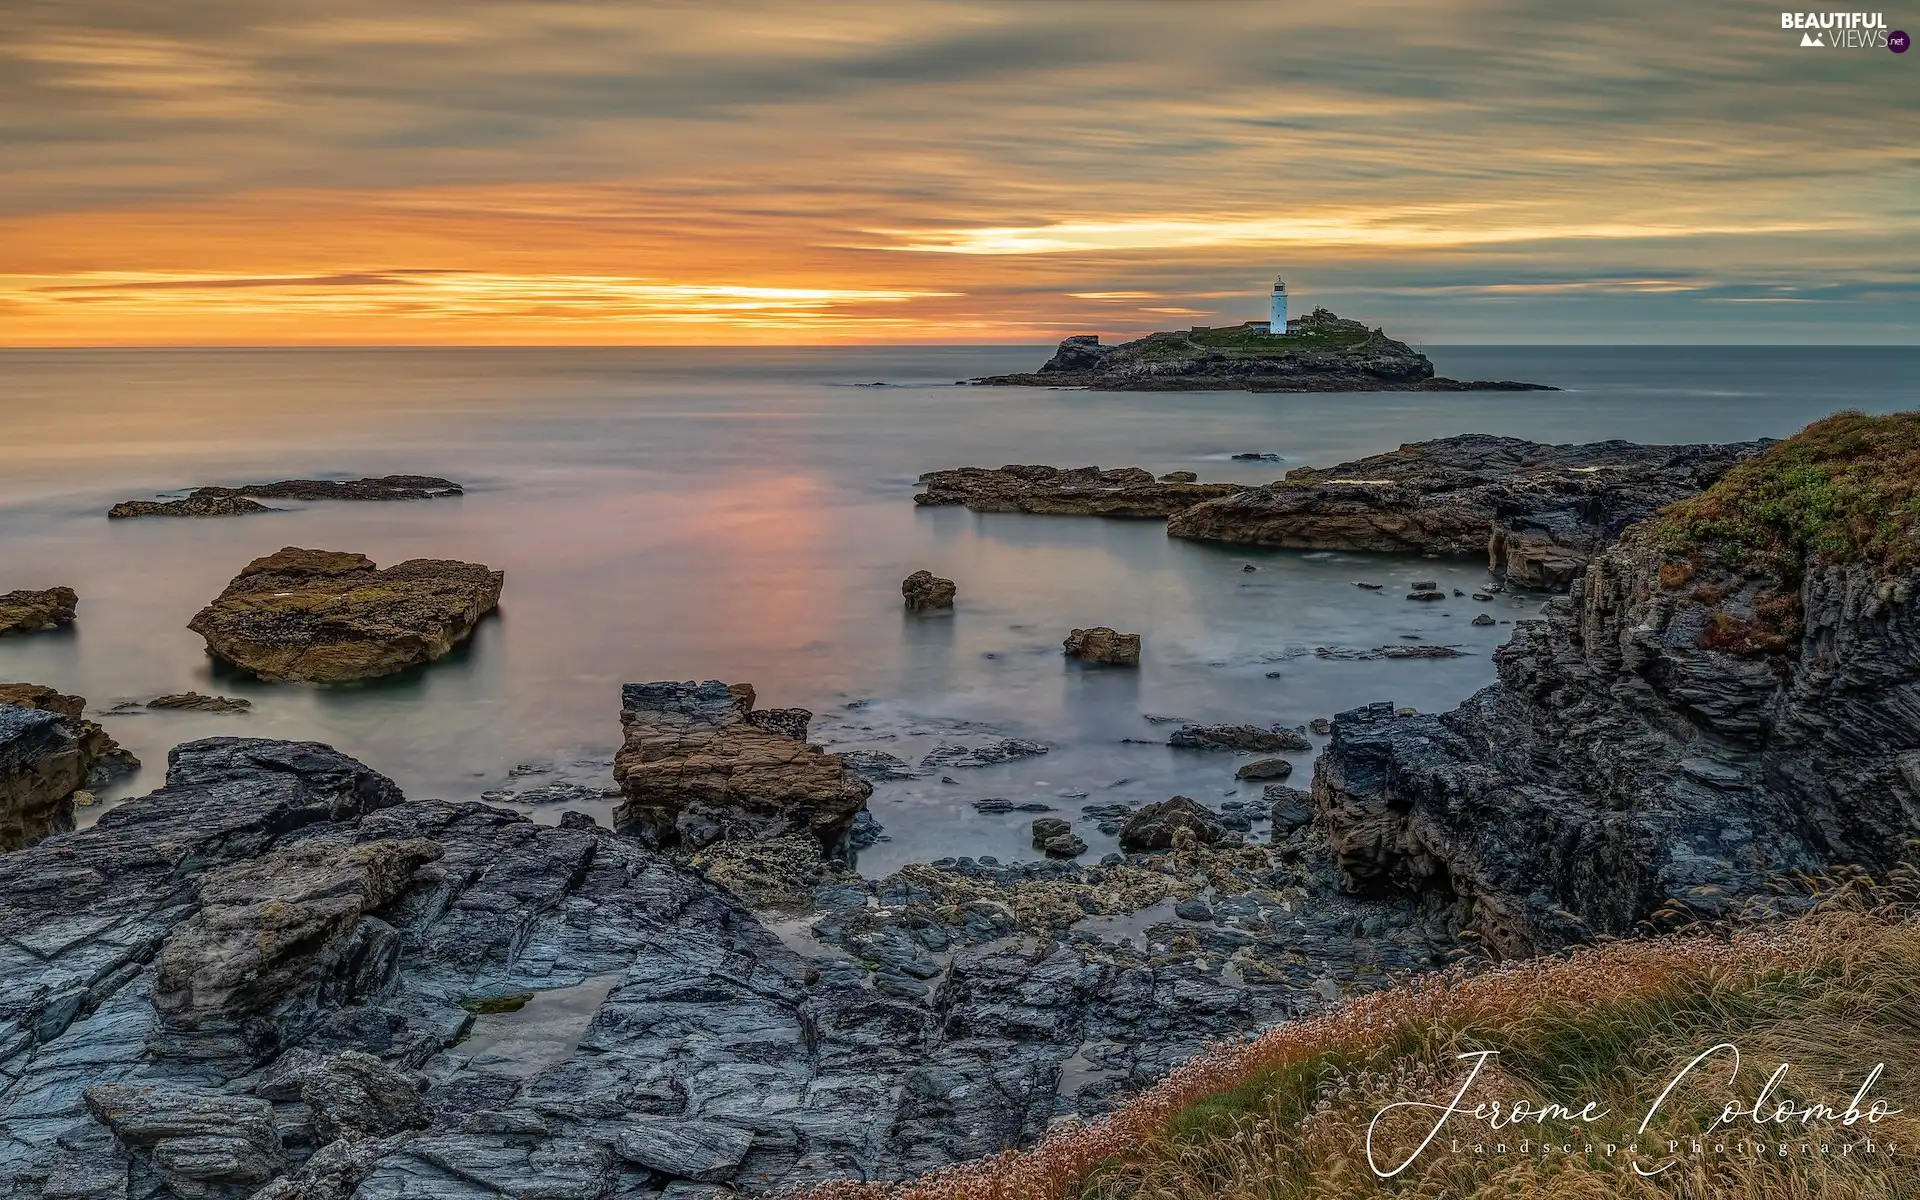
top-left (108, 476), bottom-right (463, 519)
top-left (973, 309), bottom-right (1553, 392)
top-left (188, 548), bottom-right (504, 682)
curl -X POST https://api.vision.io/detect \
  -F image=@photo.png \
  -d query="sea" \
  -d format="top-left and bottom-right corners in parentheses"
top-left (2, 345), bottom-right (1913, 873)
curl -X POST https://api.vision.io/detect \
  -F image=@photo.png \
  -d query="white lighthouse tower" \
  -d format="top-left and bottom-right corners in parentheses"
top-left (1269, 276), bottom-right (1289, 335)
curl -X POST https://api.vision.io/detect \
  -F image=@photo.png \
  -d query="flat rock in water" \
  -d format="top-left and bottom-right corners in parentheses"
top-left (1063, 626), bottom-right (1140, 666)
top-left (837, 749), bottom-right (921, 780)
top-left (146, 691), bottom-right (252, 712)
top-left (109, 475), bottom-right (462, 518)
top-left (912, 464), bottom-right (1241, 518)
top-left (1315, 645), bottom-right (1465, 661)
top-left (1169, 724), bottom-right (1311, 753)
top-left (187, 547), bottom-right (503, 682)
top-left (920, 739), bottom-right (1049, 770)
top-left (1235, 758), bottom-right (1294, 780)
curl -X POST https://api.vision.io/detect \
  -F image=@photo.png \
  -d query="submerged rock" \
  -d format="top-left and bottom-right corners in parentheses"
top-left (109, 475), bottom-right (462, 518)
top-left (1063, 626), bottom-right (1141, 666)
top-left (187, 547), bottom-right (503, 682)
top-left (0, 587), bottom-right (77, 636)
top-left (1169, 724), bottom-right (1311, 753)
top-left (1168, 434), bottom-right (1768, 589)
top-left (913, 464), bottom-right (1240, 518)
top-left (901, 570), bottom-right (957, 611)
top-left (613, 680), bottom-right (871, 853)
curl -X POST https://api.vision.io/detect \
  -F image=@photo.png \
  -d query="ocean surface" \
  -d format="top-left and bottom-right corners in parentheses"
top-left (2, 345), bottom-right (1913, 873)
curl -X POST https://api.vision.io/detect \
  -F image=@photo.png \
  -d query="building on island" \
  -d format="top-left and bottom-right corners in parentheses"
top-left (1268, 276), bottom-right (1288, 335)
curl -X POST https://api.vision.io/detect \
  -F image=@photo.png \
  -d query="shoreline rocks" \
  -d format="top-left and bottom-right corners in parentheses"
top-left (0, 587), bottom-right (77, 636)
top-left (1169, 724), bottom-right (1311, 753)
top-left (187, 547), bottom-right (503, 682)
top-left (902, 570), bottom-right (956, 610)
top-left (108, 475), bottom-right (463, 518)
top-left (914, 464), bottom-right (1241, 518)
top-left (0, 683), bottom-right (140, 850)
top-left (1064, 626), bottom-right (1141, 666)
top-left (972, 310), bottom-right (1554, 393)
top-left (613, 680), bottom-right (872, 853)
top-left (1167, 434), bottom-right (1768, 590)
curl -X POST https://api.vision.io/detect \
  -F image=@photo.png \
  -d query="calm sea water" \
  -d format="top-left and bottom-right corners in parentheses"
top-left (1, 346), bottom-right (1912, 872)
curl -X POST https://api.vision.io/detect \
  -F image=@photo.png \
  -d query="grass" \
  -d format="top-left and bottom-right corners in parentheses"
top-left (1655, 410), bottom-right (1920, 575)
top-left (798, 882), bottom-right (1920, 1200)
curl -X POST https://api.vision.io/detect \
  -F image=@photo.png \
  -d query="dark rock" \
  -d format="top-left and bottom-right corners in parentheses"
top-left (1030, 817), bottom-right (1071, 844)
top-left (109, 476), bottom-right (461, 519)
top-left (1167, 434), bottom-right (1769, 589)
top-left (1472, 613), bottom-right (1497, 626)
top-left (1265, 785), bottom-right (1314, 831)
top-left (838, 750), bottom-right (920, 781)
top-left (913, 465), bottom-right (1240, 517)
top-left (557, 810), bottom-right (599, 832)
top-left (0, 684), bottom-right (140, 850)
top-left (0, 587), bottom-right (77, 636)
top-left (1407, 590), bottom-right (1446, 602)
top-left (848, 810), bottom-right (884, 850)
top-left (107, 495), bottom-right (274, 519)
top-left (188, 547), bottom-right (503, 682)
top-left (1232, 452), bottom-right (1283, 462)
top-left (1412, 580), bottom-right (1437, 590)
top-left (147, 692), bottom-right (252, 713)
top-left (973, 798), bottom-right (1052, 814)
top-left (1315, 645), bottom-right (1465, 661)
top-left (1174, 900), bottom-right (1214, 922)
top-left (920, 740), bottom-right (1049, 770)
top-left (83, 1083), bottom-right (285, 1192)
top-left (1169, 724), bottom-right (1311, 753)
top-left (1309, 718), bottom-right (1332, 735)
top-left (1235, 758), bottom-right (1293, 781)
top-left (615, 1119), bottom-right (754, 1183)
top-left (1354, 582), bottom-right (1383, 590)
top-left (744, 706), bottom-right (812, 742)
top-left (1042, 833), bottom-right (1087, 858)
top-left (1118, 796), bottom-right (1225, 852)
top-left (1158, 471), bottom-right (1198, 483)
top-left (901, 570), bottom-right (957, 611)
top-left (1063, 627), bottom-right (1140, 666)
top-left (299, 1051), bottom-right (431, 1142)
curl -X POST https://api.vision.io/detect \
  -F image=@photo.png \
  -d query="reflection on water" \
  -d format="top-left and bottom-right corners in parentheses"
top-left (0, 345), bottom-right (1906, 870)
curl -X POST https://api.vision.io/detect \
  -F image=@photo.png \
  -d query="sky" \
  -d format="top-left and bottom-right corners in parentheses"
top-left (2, 0), bottom-right (1915, 346)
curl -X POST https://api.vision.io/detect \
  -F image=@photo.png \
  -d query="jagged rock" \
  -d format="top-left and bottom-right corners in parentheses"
top-left (299, 1051), bottom-right (432, 1142)
top-left (919, 740), bottom-right (1048, 770)
top-left (1042, 833), bottom-right (1087, 858)
top-left (1312, 418), bottom-right (1920, 956)
top-left (83, 1084), bottom-right (284, 1193)
top-left (1309, 718), bottom-right (1332, 735)
top-left (0, 587), bottom-right (78, 636)
top-left (1168, 434), bottom-right (1768, 589)
top-left (1266, 785), bottom-right (1314, 831)
top-left (838, 750), bottom-right (920, 781)
top-left (1063, 626), bottom-right (1140, 666)
top-left (901, 570), bottom-right (956, 611)
top-left (187, 547), bottom-right (503, 682)
top-left (0, 684), bottom-right (139, 850)
top-left (147, 692), bottom-right (252, 713)
top-left (744, 706), bottom-right (812, 742)
top-left (1118, 796), bottom-right (1225, 852)
top-left (1235, 758), bottom-right (1293, 780)
top-left (109, 476), bottom-right (461, 519)
top-left (614, 1119), bottom-right (754, 1183)
top-left (913, 464), bottom-right (1240, 517)
top-left (613, 680), bottom-right (870, 852)
top-left (1169, 724), bottom-right (1311, 753)
top-left (974, 312), bottom-right (1551, 392)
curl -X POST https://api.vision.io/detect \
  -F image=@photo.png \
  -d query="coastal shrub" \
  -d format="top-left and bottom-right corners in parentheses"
top-left (1655, 410), bottom-right (1920, 575)
top-left (800, 896), bottom-right (1920, 1200)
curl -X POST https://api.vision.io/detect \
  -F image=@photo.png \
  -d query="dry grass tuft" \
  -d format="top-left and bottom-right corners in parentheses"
top-left (799, 886), bottom-right (1920, 1200)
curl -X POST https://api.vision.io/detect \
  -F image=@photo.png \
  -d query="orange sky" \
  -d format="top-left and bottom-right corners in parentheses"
top-left (4, 1), bottom-right (1915, 345)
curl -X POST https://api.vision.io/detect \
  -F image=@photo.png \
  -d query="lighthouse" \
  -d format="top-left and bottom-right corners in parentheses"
top-left (1269, 276), bottom-right (1288, 335)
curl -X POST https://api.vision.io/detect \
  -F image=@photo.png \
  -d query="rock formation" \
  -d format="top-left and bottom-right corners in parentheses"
top-left (109, 475), bottom-right (462, 518)
top-left (0, 587), bottom-right (77, 636)
top-left (1169, 723), bottom-right (1311, 753)
top-left (0, 684), bottom-right (139, 850)
top-left (1118, 796), bottom-right (1227, 851)
top-left (901, 569), bottom-right (956, 610)
top-left (1312, 412), bottom-right (1920, 958)
top-left (914, 464), bottom-right (1242, 517)
top-left (1064, 626), bottom-right (1141, 666)
top-left (187, 547), bottom-right (503, 682)
top-left (1168, 433), bottom-right (1768, 589)
top-left (613, 680), bottom-right (872, 853)
top-left (147, 691), bottom-right (252, 712)
top-left (972, 310), bottom-right (1552, 392)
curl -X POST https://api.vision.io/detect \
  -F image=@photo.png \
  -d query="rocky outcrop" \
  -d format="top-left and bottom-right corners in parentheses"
top-left (901, 570), bottom-right (956, 610)
top-left (1168, 433), bottom-right (1768, 589)
top-left (1169, 724), bottom-right (1310, 753)
top-left (613, 680), bottom-right (871, 853)
top-left (0, 588), bottom-right (77, 636)
top-left (187, 547), bottom-right (503, 682)
top-left (1312, 418), bottom-right (1920, 957)
top-left (1064, 626), bottom-right (1140, 666)
top-left (148, 692), bottom-right (252, 712)
top-left (914, 464), bottom-right (1242, 517)
top-left (109, 476), bottom-right (462, 518)
top-left (974, 310), bottom-right (1552, 392)
top-left (0, 684), bottom-right (139, 850)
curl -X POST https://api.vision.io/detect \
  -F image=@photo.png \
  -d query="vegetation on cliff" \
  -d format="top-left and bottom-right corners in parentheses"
top-left (1655, 410), bottom-right (1920, 574)
top-left (809, 891), bottom-right (1920, 1200)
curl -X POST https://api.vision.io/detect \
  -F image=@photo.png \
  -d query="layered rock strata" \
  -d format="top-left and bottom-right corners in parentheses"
top-left (0, 588), bottom-right (77, 636)
top-left (187, 547), bottom-right (503, 682)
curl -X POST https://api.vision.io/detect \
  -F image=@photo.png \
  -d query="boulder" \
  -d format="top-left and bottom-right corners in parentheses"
top-left (1118, 796), bottom-right (1225, 852)
top-left (187, 547), bottom-right (503, 682)
top-left (0, 683), bottom-right (140, 850)
top-left (1472, 613), bottom-right (1497, 626)
top-left (83, 1084), bottom-right (285, 1193)
top-left (612, 680), bottom-right (871, 852)
top-left (901, 570), bottom-right (957, 611)
top-left (0, 586), bottom-right (77, 636)
top-left (1042, 832), bottom-right (1088, 858)
top-left (1265, 785), bottom-right (1315, 831)
top-left (1030, 817), bottom-right (1071, 845)
top-left (1169, 724), bottom-right (1311, 753)
top-left (614, 1120), bottom-right (753, 1183)
top-left (1234, 758), bottom-right (1293, 781)
top-left (1063, 626), bottom-right (1140, 666)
